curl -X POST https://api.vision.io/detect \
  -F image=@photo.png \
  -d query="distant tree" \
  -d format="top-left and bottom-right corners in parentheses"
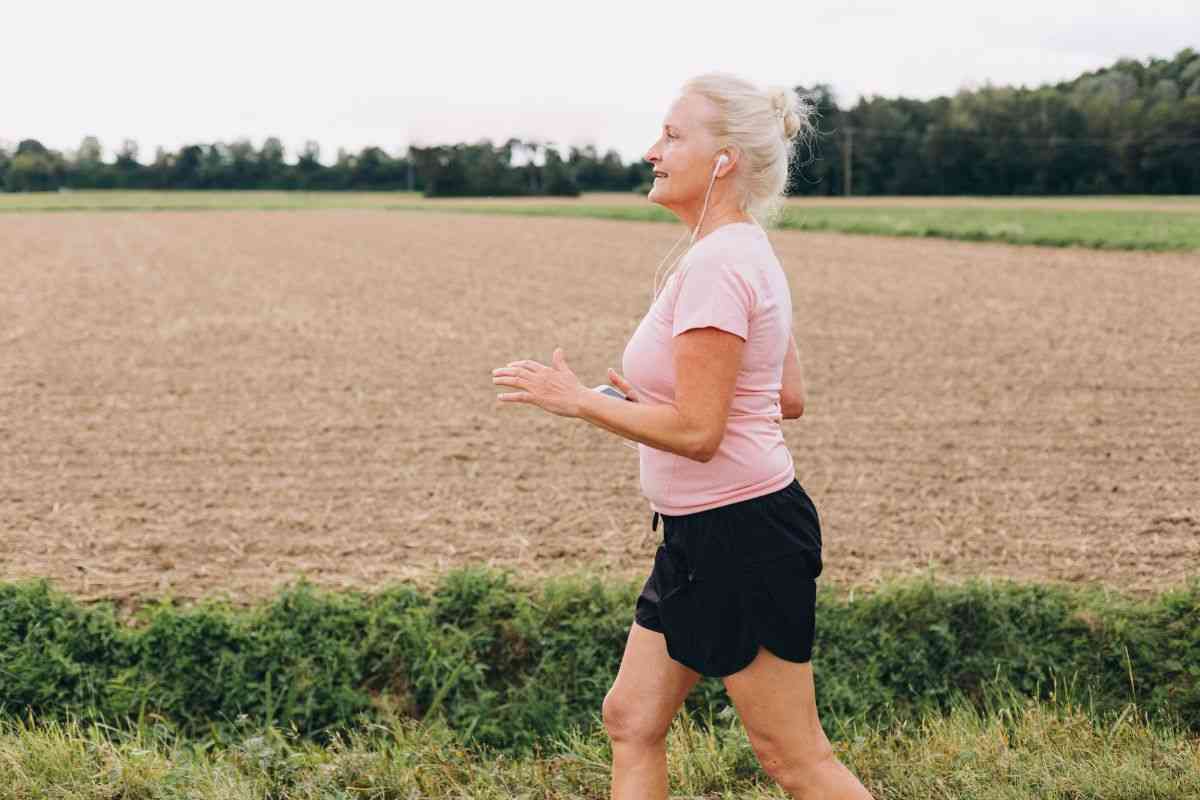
top-left (295, 140), bottom-right (324, 189)
top-left (112, 139), bottom-right (142, 188)
top-left (1151, 79), bottom-right (1181, 104)
top-left (75, 135), bottom-right (103, 165)
top-left (15, 139), bottom-right (49, 157)
top-left (5, 140), bottom-right (66, 191)
top-left (415, 144), bottom-right (469, 196)
top-left (171, 145), bottom-right (204, 188)
top-left (228, 139), bottom-right (260, 188)
top-left (350, 146), bottom-right (393, 189)
top-left (116, 139), bottom-right (139, 166)
top-left (64, 135), bottom-right (105, 188)
top-left (260, 137), bottom-right (287, 188)
top-left (542, 146), bottom-right (579, 196)
top-left (200, 142), bottom-right (231, 188)
top-left (326, 147), bottom-right (355, 190)
top-left (148, 146), bottom-right (174, 189)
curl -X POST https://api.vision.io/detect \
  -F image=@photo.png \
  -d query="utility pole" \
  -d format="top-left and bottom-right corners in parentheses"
top-left (406, 128), bottom-right (420, 192)
top-left (844, 127), bottom-right (854, 197)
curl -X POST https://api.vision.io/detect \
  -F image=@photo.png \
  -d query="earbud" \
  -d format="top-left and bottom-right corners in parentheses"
top-left (714, 153), bottom-right (728, 172)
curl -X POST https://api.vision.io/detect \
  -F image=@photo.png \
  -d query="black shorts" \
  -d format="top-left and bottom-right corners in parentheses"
top-left (634, 478), bottom-right (823, 678)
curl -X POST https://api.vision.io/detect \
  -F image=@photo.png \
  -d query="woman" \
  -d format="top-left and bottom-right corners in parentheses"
top-left (492, 73), bottom-right (874, 800)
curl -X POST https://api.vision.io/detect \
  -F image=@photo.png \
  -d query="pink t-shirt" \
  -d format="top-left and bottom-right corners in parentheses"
top-left (621, 221), bottom-right (796, 515)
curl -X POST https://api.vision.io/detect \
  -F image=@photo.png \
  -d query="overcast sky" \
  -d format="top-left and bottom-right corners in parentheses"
top-left (5, 1), bottom-right (1195, 166)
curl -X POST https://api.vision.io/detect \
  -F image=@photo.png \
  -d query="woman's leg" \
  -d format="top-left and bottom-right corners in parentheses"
top-left (722, 646), bottom-right (875, 799)
top-left (602, 619), bottom-right (704, 800)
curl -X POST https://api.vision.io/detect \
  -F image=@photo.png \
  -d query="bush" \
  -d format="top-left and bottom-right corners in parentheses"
top-left (1, 569), bottom-right (1197, 755)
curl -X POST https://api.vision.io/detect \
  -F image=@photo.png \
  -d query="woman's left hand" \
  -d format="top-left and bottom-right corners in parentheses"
top-left (492, 347), bottom-right (585, 418)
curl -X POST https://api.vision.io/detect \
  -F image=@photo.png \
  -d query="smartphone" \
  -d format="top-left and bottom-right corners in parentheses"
top-left (592, 383), bottom-right (627, 401)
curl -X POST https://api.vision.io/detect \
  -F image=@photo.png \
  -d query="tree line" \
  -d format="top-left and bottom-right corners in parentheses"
top-left (3, 48), bottom-right (1197, 196)
top-left (793, 47), bottom-right (1199, 195)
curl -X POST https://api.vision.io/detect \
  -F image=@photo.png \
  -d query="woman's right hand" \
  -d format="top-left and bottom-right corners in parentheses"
top-left (607, 368), bottom-right (640, 402)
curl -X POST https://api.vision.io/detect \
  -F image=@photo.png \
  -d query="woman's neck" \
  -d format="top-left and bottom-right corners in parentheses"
top-left (693, 209), bottom-right (756, 243)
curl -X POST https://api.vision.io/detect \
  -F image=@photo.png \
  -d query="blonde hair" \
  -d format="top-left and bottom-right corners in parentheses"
top-left (650, 73), bottom-right (819, 304)
top-left (682, 71), bottom-right (819, 228)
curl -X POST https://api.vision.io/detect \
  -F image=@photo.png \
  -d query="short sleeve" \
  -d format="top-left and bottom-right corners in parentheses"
top-left (671, 260), bottom-right (757, 340)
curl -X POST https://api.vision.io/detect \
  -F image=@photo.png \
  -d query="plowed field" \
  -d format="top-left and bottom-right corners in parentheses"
top-left (2, 210), bottom-right (1197, 606)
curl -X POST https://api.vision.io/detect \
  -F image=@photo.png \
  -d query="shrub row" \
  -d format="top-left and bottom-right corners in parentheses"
top-left (1, 568), bottom-right (1197, 755)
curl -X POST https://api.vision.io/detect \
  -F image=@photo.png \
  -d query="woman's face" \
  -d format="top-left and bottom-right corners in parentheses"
top-left (643, 92), bottom-right (721, 213)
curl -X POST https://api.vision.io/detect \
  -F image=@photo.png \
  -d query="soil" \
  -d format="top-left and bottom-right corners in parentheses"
top-left (1, 209), bottom-right (1197, 610)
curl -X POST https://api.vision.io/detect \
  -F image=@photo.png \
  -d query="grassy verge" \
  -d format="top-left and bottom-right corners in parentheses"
top-left (382, 202), bottom-right (1200, 251)
top-left (1, 692), bottom-right (1197, 799)
top-left (2, 190), bottom-right (1197, 251)
top-left (2, 569), bottom-right (1198, 756)
top-left (774, 205), bottom-right (1200, 251)
top-left (0, 189), bottom-right (433, 212)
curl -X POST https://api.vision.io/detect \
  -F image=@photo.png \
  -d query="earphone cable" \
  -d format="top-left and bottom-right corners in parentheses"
top-left (649, 159), bottom-right (722, 306)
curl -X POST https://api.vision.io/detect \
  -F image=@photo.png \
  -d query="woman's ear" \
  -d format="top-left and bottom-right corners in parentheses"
top-left (717, 147), bottom-right (738, 176)
top-left (713, 151), bottom-right (728, 178)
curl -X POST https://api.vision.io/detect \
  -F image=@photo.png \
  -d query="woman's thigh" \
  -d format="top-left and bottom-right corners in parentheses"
top-left (603, 620), bottom-right (704, 739)
top-left (721, 646), bottom-right (831, 762)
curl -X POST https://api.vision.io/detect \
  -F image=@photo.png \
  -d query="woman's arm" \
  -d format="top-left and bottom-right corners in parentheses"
top-left (780, 331), bottom-right (806, 419)
top-left (577, 327), bottom-right (743, 463)
top-left (576, 392), bottom-right (709, 460)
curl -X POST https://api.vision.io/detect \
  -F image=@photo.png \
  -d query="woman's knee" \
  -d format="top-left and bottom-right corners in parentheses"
top-left (601, 690), bottom-right (671, 745)
top-left (751, 730), bottom-right (836, 787)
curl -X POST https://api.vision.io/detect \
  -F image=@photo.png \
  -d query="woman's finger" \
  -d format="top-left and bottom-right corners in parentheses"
top-left (492, 376), bottom-right (527, 394)
top-left (608, 370), bottom-right (638, 401)
top-left (495, 365), bottom-right (535, 378)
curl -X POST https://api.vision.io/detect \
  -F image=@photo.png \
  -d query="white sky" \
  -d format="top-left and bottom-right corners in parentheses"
top-left (4, 1), bottom-right (1196, 166)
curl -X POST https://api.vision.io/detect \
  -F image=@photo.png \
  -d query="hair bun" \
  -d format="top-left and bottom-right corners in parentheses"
top-left (769, 86), bottom-right (813, 144)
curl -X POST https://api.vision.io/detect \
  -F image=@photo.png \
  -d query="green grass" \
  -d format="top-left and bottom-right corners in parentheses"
top-left (385, 202), bottom-right (1200, 251)
top-left (2, 190), bottom-right (1198, 251)
top-left (1, 693), bottom-right (1197, 799)
top-left (776, 205), bottom-right (1200, 251)
top-left (0, 189), bottom-right (429, 211)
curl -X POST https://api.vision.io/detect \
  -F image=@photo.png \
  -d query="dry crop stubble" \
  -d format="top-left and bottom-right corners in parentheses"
top-left (0, 209), bottom-right (1197, 607)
